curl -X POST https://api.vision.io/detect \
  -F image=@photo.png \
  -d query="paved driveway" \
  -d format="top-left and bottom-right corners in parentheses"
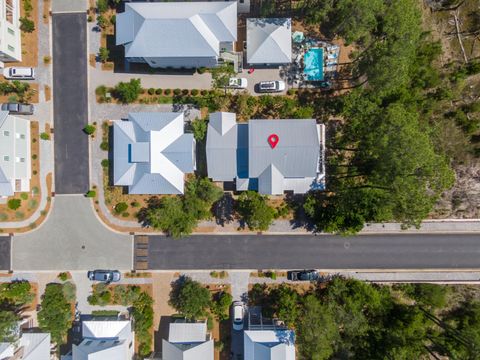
top-left (52, 13), bottom-right (89, 194)
top-left (0, 236), bottom-right (11, 270)
top-left (144, 234), bottom-right (480, 270)
top-left (12, 196), bottom-right (132, 271)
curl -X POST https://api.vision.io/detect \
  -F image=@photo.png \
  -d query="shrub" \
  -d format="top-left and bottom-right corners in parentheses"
top-left (96, 0), bottom-right (108, 13)
top-left (164, 89), bottom-right (171, 95)
top-left (58, 272), bottom-right (68, 281)
top-left (62, 282), bottom-right (76, 302)
top-left (32, 154), bottom-right (37, 160)
top-left (92, 310), bottom-right (119, 316)
top-left (182, 89), bottom-right (189, 95)
top-left (99, 47), bottom-right (109, 63)
top-left (155, 88), bottom-right (163, 95)
top-left (114, 79), bottom-right (142, 103)
top-left (287, 88), bottom-right (296, 96)
top-left (191, 89), bottom-right (199, 96)
top-left (20, 17), bottom-right (35, 33)
top-left (43, 56), bottom-right (51, 64)
top-left (0, 281), bottom-right (34, 305)
top-left (211, 291), bottom-right (232, 321)
top-left (207, 315), bottom-right (214, 330)
top-left (83, 124), bottom-right (96, 135)
top-left (148, 88), bottom-right (155, 95)
top-left (100, 141), bottom-right (108, 151)
top-left (86, 190), bottom-right (96, 198)
top-left (95, 85), bottom-right (107, 97)
top-left (32, 186), bottom-right (39, 195)
top-left (15, 211), bottom-right (24, 219)
top-left (20, 193), bottom-right (28, 200)
top-left (197, 67), bottom-right (207, 74)
top-left (122, 212), bottom-right (129, 217)
top-left (7, 199), bottom-right (21, 210)
top-left (99, 290), bottom-right (111, 305)
top-left (87, 15), bottom-right (93, 22)
top-left (27, 199), bottom-right (37, 209)
top-left (101, 159), bottom-right (109, 168)
top-left (87, 294), bottom-right (98, 305)
top-left (173, 88), bottom-right (181, 96)
top-left (115, 202), bottom-right (128, 214)
top-left (214, 340), bottom-right (224, 351)
top-left (200, 89), bottom-right (208, 96)
top-left (39, 132), bottom-right (49, 140)
top-left (131, 201), bottom-right (140, 208)
top-left (110, 14), bottom-right (116, 25)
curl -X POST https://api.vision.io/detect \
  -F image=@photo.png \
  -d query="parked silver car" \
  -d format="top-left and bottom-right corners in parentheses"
top-left (87, 270), bottom-right (121, 283)
top-left (1, 103), bottom-right (34, 115)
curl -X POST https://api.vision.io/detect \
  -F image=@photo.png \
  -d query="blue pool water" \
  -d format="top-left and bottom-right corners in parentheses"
top-left (303, 48), bottom-right (324, 81)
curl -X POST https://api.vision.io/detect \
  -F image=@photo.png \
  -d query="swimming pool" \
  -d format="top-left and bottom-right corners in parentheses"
top-left (303, 47), bottom-right (324, 81)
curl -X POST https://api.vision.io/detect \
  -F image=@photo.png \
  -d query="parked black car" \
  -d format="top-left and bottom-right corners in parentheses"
top-left (1, 103), bottom-right (34, 115)
top-left (287, 269), bottom-right (319, 281)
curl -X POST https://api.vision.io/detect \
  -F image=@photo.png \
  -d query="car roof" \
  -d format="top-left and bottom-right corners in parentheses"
top-left (234, 304), bottom-right (243, 319)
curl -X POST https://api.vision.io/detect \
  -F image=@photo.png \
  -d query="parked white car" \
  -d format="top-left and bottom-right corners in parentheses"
top-left (229, 77), bottom-right (248, 89)
top-left (3, 67), bottom-right (35, 80)
top-left (232, 301), bottom-right (245, 331)
top-left (257, 80), bottom-right (286, 93)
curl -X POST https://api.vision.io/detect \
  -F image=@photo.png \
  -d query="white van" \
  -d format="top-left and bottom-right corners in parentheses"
top-left (3, 67), bottom-right (35, 80)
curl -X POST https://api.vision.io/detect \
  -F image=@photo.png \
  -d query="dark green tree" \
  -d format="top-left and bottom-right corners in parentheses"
top-left (169, 276), bottom-right (211, 320)
top-left (236, 191), bottom-right (275, 231)
top-left (145, 197), bottom-right (196, 238)
top-left (38, 284), bottom-right (73, 344)
top-left (0, 311), bottom-right (19, 342)
top-left (296, 295), bottom-right (339, 360)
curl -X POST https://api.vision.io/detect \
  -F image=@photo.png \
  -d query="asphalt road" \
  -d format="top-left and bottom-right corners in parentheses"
top-left (0, 236), bottom-right (10, 270)
top-left (145, 234), bottom-right (480, 270)
top-left (52, 13), bottom-right (89, 194)
top-left (12, 197), bottom-right (132, 271)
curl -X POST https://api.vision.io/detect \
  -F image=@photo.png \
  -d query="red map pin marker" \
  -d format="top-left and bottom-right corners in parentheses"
top-left (268, 134), bottom-right (279, 149)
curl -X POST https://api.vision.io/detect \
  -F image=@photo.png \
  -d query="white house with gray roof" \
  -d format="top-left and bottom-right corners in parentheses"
top-left (206, 112), bottom-right (325, 195)
top-left (246, 18), bottom-right (292, 65)
top-left (61, 319), bottom-right (134, 360)
top-left (161, 320), bottom-right (213, 360)
top-left (0, 111), bottom-right (31, 198)
top-left (0, 332), bottom-right (51, 360)
top-left (113, 112), bottom-right (195, 195)
top-left (116, 1), bottom-right (237, 68)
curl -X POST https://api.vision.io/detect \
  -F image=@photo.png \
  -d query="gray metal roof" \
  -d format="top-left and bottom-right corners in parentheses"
top-left (248, 119), bottom-right (319, 178)
top-left (113, 112), bottom-right (195, 195)
top-left (206, 112), bottom-right (248, 182)
top-left (247, 18), bottom-right (292, 64)
top-left (116, 2), bottom-right (237, 59)
top-left (162, 339), bottom-right (214, 360)
top-left (206, 114), bottom-right (321, 195)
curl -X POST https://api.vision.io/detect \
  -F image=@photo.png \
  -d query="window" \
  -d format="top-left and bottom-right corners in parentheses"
top-left (20, 134), bottom-right (25, 139)
top-left (20, 157), bottom-right (25, 163)
top-left (129, 342), bottom-right (132, 348)
top-left (7, 28), bottom-right (14, 35)
top-left (7, 45), bottom-right (14, 52)
top-left (3, 156), bottom-right (9, 161)
top-left (3, 131), bottom-right (9, 136)
top-left (85, 341), bottom-right (92, 346)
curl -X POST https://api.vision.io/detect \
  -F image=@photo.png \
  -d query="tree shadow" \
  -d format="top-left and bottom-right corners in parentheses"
top-left (213, 193), bottom-right (235, 226)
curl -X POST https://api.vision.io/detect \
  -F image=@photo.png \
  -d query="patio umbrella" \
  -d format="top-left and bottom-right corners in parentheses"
top-left (292, 31), bottom-right (304, 43)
